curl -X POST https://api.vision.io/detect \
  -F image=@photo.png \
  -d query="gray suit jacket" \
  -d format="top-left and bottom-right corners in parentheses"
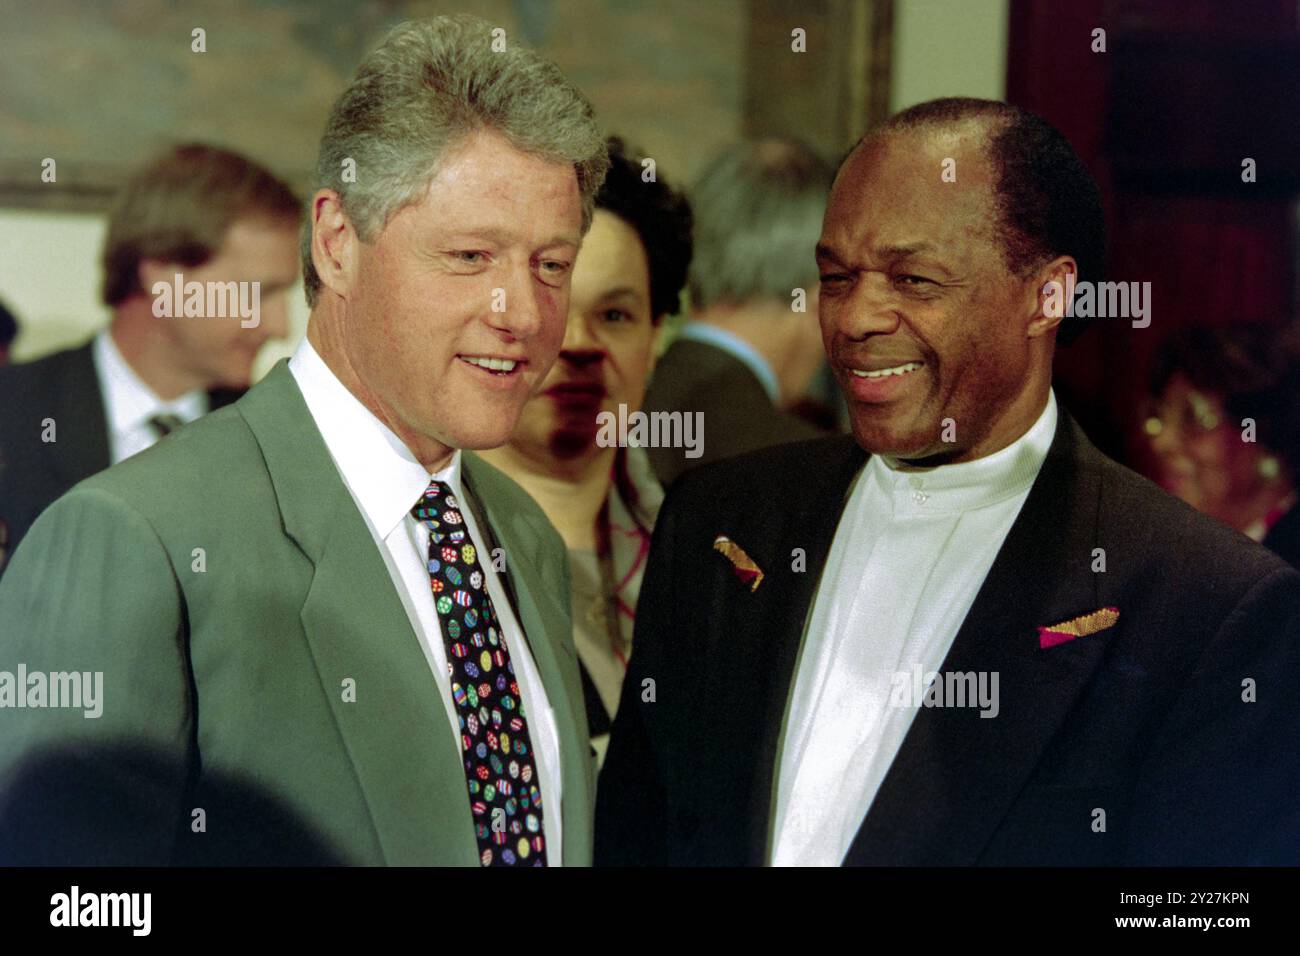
top-left (0, 361), bottom-right (591, 865)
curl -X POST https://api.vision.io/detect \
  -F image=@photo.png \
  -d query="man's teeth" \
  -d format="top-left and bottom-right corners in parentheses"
top-left (851, 362), bottom-right (922, 379)
top-left (461, 356), bottom-right (518, 373)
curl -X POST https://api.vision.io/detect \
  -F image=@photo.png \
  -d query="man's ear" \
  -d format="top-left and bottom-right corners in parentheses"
top-left (1029, 255), bottom-right (1078, 338)
top-left (310, 189), bottom-right (359, 300)
top-left (137, 258), bottom-right (180, 300)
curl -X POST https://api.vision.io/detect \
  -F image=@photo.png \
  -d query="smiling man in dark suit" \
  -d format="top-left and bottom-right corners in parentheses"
top-left (595, 98), bottom-right (1300, 866)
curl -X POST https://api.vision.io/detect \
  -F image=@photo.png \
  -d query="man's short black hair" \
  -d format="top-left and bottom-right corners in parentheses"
top-left (594, 137), bottom-right (694, 323)
top-left (874, 97), bottom-right (1106, 343)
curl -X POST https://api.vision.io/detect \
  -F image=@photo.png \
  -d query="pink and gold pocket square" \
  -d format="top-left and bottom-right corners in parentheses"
top-left (713, 535), bottom-right (764, 592)
top-left (1038, 606), bottom-right (1120, 649)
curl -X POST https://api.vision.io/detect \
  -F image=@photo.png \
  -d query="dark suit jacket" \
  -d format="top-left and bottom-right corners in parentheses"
top-left (596, 410), bottom-right (1300, 865)
top-left (0, 341), bottom-right (239, 575)
top-left (642, 338), bottom-right (825, 487)
top-left (1264, 505), bottom-right (1300, 571)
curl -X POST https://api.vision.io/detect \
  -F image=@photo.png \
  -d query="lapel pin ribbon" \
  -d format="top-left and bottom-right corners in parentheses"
top-left (1038, 606), bottom-right (1120, 649)
top-left (713, 535), bottom-right (764, 592)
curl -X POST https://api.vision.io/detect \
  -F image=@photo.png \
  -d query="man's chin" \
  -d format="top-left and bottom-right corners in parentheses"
top-left (455, 428), bottom-right (522, 452)
top-left (850, 417), bottom-right (930, 459)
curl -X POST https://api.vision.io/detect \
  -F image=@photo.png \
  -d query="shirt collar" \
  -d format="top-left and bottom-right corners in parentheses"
top-left (865, 389), bottom-right (1059, 516)
top-left (288, 337), bottom-right (460, 538)
top-left (93, 329), bottom-right (207, 433)
top-left (677, 321), bottom-right (781, 403)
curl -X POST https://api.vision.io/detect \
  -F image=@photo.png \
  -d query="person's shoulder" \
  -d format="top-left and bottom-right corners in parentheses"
top-left (0, 342), bottom-right (90, 397)
top-left (649, 338), bottom-right (766, 401)
top-left (670, 434), bottom-right (863, 507)
top-left (77, 403), bottom-right (263, 510)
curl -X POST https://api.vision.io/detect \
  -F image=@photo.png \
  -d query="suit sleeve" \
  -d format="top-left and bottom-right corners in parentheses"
top-left (594, 478), bottom-right (688, 866)
top-left (1125, 566), bottom-right (1300, 864)
top-left (0, 486), bottom-right (195, 864)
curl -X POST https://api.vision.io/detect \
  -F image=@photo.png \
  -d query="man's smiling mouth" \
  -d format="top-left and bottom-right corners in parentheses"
top-left (459, 354), bottom-right (524, 376)
top-left (849, 361), bottom-right (924, 379)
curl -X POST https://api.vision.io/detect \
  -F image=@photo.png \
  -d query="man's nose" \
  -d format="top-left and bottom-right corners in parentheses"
top-left (489, 265), bottom-right (544, 340)
top-left (830, 271), bottom-right (902, 338)
top-left (559, 346), bottom-right (605, 370)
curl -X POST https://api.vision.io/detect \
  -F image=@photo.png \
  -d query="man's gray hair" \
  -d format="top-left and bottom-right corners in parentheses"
top-left (687, 136), bottom-right (833, 311)
top-left (302, 14), bottom-right (610, 307)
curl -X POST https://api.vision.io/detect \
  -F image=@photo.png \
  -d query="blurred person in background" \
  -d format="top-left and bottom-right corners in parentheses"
top-left (643, 136), bottom-right (832, 486)
top-left (1145, 323), bottom-right (1300, 568)
top-left (0, 143), bottom-right (300, 576)
top-left (0, 298), bottom-right (18, 366)
top-left (482, 137), bottom-right (693, 766)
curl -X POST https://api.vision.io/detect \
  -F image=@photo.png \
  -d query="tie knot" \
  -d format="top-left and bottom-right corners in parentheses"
top-left (411, 479), bottom-right (459, 523)
top-left (149, 413), bottom-right (185, 438)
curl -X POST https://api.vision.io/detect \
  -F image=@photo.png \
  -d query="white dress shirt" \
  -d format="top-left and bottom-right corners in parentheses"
top-left (93, 329), bottom-right (207, 464)
top-left (288, 339), bottom-right (564, 863)
top-left (770, 391), bottom-right (1059, 866)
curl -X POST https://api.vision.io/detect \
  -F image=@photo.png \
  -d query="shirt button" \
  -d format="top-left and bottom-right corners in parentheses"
top-left (912, 490), bottom-right (929, 505)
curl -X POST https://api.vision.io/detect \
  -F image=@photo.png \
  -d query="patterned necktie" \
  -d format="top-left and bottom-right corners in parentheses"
top-left (148, 413), bottom-right (185, 438)
top-left (410, 479), bottom-right (549, 867)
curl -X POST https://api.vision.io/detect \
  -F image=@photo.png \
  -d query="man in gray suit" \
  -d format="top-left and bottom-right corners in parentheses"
top-left (0, 15), bottom-right (609, 866)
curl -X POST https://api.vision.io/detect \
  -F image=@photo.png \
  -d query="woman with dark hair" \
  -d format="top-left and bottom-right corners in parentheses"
top-left (481, 138), bottom-right (693, 765)
top-left (1145, 323), bottom-right (1300, 567)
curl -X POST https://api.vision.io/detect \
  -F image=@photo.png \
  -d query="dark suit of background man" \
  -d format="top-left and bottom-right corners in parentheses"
top-left (643, 137), bottom-right (833, 487)
top-left (597, 98), bottom-right (1300, 866)
top-left (0, 144), bottom-right (300, 577)
top-left (0, 14), bottom-right (610, 866)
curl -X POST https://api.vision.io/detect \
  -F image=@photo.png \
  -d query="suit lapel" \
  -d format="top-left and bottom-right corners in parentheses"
top-left (239, 361), bottom-right (479, 865)
top-left (461, 453), bottom-right (594, 865)
top-left (50, 343), bottom-right (112, 489)
top-left (842, 412), bottom-right (1110, 865)
top-left (741, 437), bottom-right (867, 861)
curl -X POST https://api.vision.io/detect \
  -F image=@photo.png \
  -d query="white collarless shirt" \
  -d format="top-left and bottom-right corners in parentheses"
top-left (92, 330), bottom-right (208, 464)
top-left (288, 339), bottom-right (564, 864)
top-left (770, 391), bottom-right (1059, 867)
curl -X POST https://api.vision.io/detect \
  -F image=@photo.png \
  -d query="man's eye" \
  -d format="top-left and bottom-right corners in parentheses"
top-left (897, 274), bottom-right (934, 286)
top-left (455, 251), bottom-right (486, 265)
top-left (535, 260), bottom-right (571, 285)
top-left (819, 273), bottom-right (849, 286)
top-left (602, 308), bottom-right (630, 323)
